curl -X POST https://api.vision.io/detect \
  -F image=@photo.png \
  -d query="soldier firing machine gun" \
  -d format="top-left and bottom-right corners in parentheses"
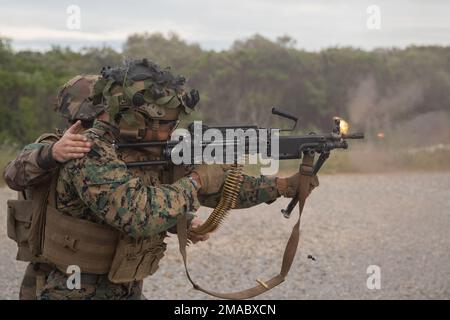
top-left (113, 107), bottom-right (364, 298)
top-left (114, 107), bottom-right (364, 222)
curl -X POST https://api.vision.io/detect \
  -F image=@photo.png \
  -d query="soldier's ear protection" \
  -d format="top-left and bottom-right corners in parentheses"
top-left (182, 89), bottom-right (200, 110)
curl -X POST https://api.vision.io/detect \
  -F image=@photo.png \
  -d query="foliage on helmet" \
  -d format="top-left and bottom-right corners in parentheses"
top-left (98, 58), bottom-right (199, 121)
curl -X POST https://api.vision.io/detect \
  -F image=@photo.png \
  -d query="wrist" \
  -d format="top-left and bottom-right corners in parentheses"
top-left (36, 143), bottom-right (59, 170)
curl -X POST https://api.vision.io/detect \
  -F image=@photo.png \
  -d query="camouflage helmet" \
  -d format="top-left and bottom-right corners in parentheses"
top-left (93, 59), bottom-right (200, 141)
top-left (98, 58), bottom-right (200, 122)
top-left (56, 75), bottom-right (106, 122)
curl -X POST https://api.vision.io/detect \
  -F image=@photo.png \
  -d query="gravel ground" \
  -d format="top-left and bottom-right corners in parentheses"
top-left (0, 172), bottom-right (449, 300)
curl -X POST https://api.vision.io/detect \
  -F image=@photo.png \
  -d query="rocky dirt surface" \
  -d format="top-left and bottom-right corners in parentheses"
top-left (1, 172), bottom-right (449, 300)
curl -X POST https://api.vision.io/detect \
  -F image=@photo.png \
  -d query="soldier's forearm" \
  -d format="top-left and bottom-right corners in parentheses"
top-left (138, 177), bottom-right (200, 236)
top-left (60, 135), bottom-right (201, 238)
top-left (36, 143), bottom-right (59, 170)
top-left (3, 160), bottom-right (26, 191)
top-left (3, 145), bottom-right (57, 191)
top-left (76, 176), bottom-right (200, 239)
top-left (167, 212), bottom-right (196, 234)
top-left (198, 174), bottom-right (280, 209)
top-left (235, 175), bottom-right (280, 209)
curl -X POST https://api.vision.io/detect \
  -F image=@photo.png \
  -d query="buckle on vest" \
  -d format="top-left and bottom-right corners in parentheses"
top-left (63, 235), bottom-right (78, 252)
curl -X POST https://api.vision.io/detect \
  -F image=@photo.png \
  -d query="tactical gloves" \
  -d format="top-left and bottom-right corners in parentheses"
top-left (190, 164), bottom-right (231, 195)
top-left (276, 172), bottom-right (320, 198)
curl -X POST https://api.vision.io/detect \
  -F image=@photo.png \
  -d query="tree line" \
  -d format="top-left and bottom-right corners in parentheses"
top-left (1, 32), bottom-right (449, 146)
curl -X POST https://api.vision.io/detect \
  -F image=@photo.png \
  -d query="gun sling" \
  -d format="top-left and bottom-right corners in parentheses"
top-left (176, 153), bottom-right (315, 299)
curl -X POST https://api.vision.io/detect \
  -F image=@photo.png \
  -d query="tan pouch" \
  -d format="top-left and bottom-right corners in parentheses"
top-left (7, 199), bottom-right (32, 242)
top-left (108, 234), bottom-right (167, 283)
top-left (7, 199), bottom-right (37, 261)
top-left (42, 206), bottom-right (119, 274)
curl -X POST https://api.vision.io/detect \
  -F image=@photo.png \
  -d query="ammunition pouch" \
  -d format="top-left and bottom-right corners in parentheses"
top-left (41, 203), bottom-right (167, 283)
top-left (42, 206), bottom-right (118, 274)
top-left (7, 199), bottom-right (34, 261)
top-left (108, 233), bottom-right (167, 283)
top-left (7, 146), bottom-right (169, 284)
top-left (6, 184), bottom-right (51, 263)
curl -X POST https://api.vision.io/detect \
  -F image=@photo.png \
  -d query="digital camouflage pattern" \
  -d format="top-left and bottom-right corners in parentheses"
top-left (4, 123), bottom-right (281, 301)
top-left (55, 120), bottom-right (200, 236)
top-left (36, 120), bottom-right (281, 300)
top-left (55, 120), bottom-right (280, 236)
top-left (4, 74), bottom-right (104, 300)
top-left (3, 133), bottom-right (61, 300)
top-left (5, 65), bottom-right (282, 299)
top-left (56, 75), bottom-right (105, 122)
top-left (5, 73), bottom-right (107, 192)
top-left (19, 263), bottom-right (53, 300)
top-left (198, 175), bottom-right (279, 209)
top-left (35, 120), bottom-right (198, 299)
top-left (40, 270), bottom-right (143, 300)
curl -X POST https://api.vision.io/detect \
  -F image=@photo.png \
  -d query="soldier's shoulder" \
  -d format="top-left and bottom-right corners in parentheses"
top-left (21, 132), bottom-right (59, 152)
top-left (83, 127), bottom-right (106, 141)
top-left (81, 128), bottom-right (116, 160)
top-left (35, 132), bottom-right (60, 144)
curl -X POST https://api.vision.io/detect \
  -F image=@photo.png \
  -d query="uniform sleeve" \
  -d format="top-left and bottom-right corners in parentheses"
top-left (60, 141), bottom-right (200, 238)
top-left (3, 141), bottom-right (58, 191)
top-left (199, 174), bottom-right (280, 209)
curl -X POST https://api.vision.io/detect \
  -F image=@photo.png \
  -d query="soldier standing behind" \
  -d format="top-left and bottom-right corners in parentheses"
top-left (3, 75), bottom-right (101, 299)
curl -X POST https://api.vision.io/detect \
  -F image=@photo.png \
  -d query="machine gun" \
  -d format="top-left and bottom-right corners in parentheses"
top-left (114, 107), bottom-right (364, 219)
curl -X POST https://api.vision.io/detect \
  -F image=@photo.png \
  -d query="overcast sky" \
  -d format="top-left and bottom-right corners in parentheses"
top-left (1, 0), bottom-right (449, 52)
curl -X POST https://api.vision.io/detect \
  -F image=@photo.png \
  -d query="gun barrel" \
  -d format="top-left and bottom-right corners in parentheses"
top-left (114, 140), bottom-right (178, 149)
top-left (126, 160), bottom-right (170, 167)
top-left (344, 132), bottom-right (364, 139)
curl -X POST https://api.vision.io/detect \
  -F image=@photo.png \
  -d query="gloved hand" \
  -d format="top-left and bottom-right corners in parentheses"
top-left (190, 164), bottom-right (231, 195)
top-left (188, 217), bottom-right (210, 244)
top-left (276, 172), bottom-right (319, 198)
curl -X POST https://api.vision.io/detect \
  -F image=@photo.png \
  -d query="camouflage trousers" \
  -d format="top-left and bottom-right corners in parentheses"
top-left (36, 269), bottom-right (145, 300)
top-left (19, 263), bottom-right (53, 300)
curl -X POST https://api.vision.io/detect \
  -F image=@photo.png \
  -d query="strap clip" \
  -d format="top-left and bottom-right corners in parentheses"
top-left (300, 164), bottom-right (314, 176)
top-left (63, 235), bottom-right (78, 252)
top-left (256, 279), bottom-right (269, 289)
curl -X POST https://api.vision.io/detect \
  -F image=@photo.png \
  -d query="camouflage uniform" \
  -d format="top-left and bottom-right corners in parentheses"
top-left (5, 130), bottom-right (280, 300)
top-left (3, 75), bottom-right (103, 300)
top-left (3, 133), bottom-right (61, 300)
top-left (5, 122), bottom-right (279, 300)
top-left (4, 134), bottom-right (60, 192)
top-left (5, 62), bottom-right (282, 300)
top-left (38, 119), bottom-right (280, 300)
top-left (4, 74), bottom-right (103, 191)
